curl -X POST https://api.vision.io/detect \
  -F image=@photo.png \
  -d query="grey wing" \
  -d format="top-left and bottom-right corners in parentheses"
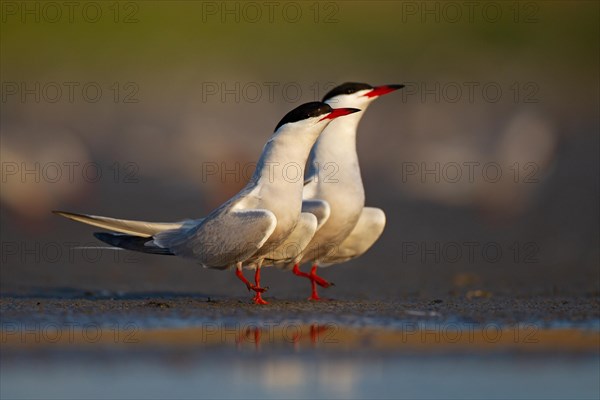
top-left (302, 148), bottom-right (320, 197)
top-left (301, 199), bottom-right (331, 231)
top-left (304, 146), bottom-right (318, 185)
top-left (319, 207), bottom-right (386, 267)
top-left (153, 209), bottom-right (277, 268)
top-left (261, 212), bottom-right (318, 269)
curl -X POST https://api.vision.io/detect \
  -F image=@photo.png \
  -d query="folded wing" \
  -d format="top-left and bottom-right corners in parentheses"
top-left (301, 199), bottom-right (330, 230)
top-left (319, 207), bottom-right (386, 267)
top-left (259, 212), bottom-right (318, 269)
top-left (154, 209), bottom-right (277, 269)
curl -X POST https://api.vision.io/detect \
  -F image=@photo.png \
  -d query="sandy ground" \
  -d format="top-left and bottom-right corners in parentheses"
top-left (2, 293), bottom-right (599, 326)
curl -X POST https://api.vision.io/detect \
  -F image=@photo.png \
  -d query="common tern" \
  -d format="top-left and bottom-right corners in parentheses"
top-left (286, 82), bottom-right (403, 300)
top-left (54, 102), bottom-right (360, 304)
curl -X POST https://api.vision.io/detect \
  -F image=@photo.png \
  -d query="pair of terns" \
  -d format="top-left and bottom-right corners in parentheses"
top-left (55, 82), bottom-right (403, 304)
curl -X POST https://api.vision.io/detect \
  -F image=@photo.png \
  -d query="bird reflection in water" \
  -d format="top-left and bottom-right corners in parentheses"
top-left (235, 324), bottom-right (334, 351)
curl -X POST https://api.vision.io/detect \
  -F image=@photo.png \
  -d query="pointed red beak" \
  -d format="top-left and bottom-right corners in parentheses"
top-left (319, 107), bottom-right (361, 121)
top-left (363, 84), bottom-right (405, 98)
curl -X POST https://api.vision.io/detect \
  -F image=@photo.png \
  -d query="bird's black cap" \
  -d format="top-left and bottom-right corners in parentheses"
top-left (274, 102), bottom-right (333, 132)
top-left (322, 82), bottom-right (373, 102)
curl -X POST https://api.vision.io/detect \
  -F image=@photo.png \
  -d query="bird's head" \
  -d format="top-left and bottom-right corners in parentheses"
top-left (273, 101), bottom-right (360, 134)
top-left (323, 82), bottom-right (404, 109)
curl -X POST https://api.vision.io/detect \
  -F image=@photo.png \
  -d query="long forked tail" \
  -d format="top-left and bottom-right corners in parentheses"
top-left (52, 210), bottom-right (195, 255)
top-left (52, 210), bottom-right (190, 237)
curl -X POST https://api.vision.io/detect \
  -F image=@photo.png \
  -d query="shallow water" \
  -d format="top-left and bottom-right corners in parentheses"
top-left (2, 352), bottom-right (599, 399)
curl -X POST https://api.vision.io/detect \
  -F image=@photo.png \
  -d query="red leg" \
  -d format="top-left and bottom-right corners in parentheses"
top-left (292, 263), bottom-right (334, 301)
top-left (252, 268), bottom-right (268, 305)
top-left (309, 274), bottom-right (321, 301)
top-left (235, 267), bottom-right (268, 305)
top-left (292, 263), bottom-right (310, 279)
top-left (235, 268), bottom-right (253, 291)
top-left (310, 265), bottom-right (333, 288)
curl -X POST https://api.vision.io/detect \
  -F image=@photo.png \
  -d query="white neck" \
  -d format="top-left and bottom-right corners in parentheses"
top-left (253, 123), bottom-right (323, 187)
top-left (244, 122), bottom-right (325, 242)
top-left (308, 110), bottom-right (366, 189)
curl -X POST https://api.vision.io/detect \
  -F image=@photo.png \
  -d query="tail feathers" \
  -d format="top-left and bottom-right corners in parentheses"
top-left (52, 210), bottom-right (192, 237)
top-left (93, 232), bottom-right (174, 255)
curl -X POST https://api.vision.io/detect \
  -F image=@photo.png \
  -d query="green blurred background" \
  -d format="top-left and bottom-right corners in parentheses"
top-left (1, 1), bottom-right (598, 299)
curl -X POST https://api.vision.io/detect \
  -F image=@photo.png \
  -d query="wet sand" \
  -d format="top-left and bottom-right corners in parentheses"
top-left (2, 294), bottom-right (598, 350)
top-left (3, 323), bottom-right (598, 354)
